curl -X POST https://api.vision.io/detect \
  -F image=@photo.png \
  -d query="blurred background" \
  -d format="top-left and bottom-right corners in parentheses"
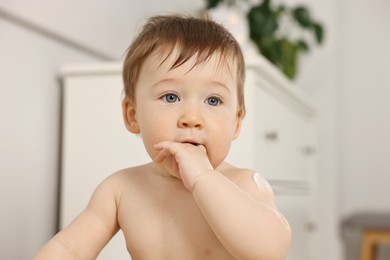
top-left (1, 0), bottom-right (390, 259)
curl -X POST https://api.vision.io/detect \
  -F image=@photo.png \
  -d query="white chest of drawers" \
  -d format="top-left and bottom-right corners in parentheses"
top-left (231, 55), bottom-right (318, 260)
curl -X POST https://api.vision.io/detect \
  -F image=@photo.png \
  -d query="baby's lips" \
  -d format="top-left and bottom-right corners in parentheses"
top-left (179, 141), bottom-right (207, 153)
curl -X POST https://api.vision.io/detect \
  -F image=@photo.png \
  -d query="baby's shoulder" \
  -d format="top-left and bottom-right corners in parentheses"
top-left (95, 164), bottom-right (151, 194)
top-left (105, 163), bottom-right (151, 185)
top-left (218, 162), bottom-right (255, 182)
top-left (220, 163), bottom-right (275, 204)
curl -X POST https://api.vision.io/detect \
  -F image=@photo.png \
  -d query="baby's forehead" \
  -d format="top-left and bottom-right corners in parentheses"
top-left (149, 46), bottom-right (236, 75)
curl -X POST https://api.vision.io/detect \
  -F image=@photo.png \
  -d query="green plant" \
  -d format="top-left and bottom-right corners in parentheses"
top-left (206, 0), bottom-right (325, 79)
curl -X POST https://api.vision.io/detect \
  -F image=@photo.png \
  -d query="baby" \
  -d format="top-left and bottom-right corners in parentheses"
top-left (34, 13), bottom-right (291, 259)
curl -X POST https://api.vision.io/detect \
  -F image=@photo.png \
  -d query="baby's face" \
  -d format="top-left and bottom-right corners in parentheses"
top-left (132, 48), bottom-right (243, 168)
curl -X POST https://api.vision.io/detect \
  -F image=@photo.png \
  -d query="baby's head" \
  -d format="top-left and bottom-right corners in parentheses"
top-left (122, 12), bottom-right (246, 116)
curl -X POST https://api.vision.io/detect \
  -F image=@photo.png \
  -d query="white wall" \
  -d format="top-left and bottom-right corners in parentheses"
top-left (0, 0), bottom-right (204, 59)
top-left (337, 0), bottom-right (390, 216)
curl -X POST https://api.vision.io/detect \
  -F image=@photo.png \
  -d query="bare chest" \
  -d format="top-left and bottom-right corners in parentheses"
top-left (117, 182), bottom-right (234, 260)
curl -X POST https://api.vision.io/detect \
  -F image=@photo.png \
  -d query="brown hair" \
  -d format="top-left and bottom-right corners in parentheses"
top-left (122, 12), bottom-right (246, 115)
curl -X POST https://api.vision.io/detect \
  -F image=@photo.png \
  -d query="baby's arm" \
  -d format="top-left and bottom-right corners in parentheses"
top-left (154, 142), bottom-right (291, 260)
top-left (191, 169), bottom-right (291, 260)
top-left (34, 174), bottom-right (121, 259)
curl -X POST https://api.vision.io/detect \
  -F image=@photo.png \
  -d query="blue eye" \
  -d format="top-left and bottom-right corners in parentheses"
top-left (162, 93), bottom-right (180, 103)
top-left (206, 96), bottom-right (221, 106)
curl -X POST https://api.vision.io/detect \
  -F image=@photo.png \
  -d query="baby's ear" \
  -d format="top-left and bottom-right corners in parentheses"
top-left (122, 97), bottom-right (140, 134)
top-left (232, 106), bottom-right (244, 140)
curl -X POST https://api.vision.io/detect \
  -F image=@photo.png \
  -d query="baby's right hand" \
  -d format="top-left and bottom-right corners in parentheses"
top-left (154, 141), bottom-right (214, 191)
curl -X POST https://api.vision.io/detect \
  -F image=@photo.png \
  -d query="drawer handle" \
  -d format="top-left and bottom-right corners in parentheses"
top-left (305, 221), bottom-right (317, 232)
top-left (303, 146), bottom-right (316, 155)
top-left (265, 131), bottom-right (278, 141)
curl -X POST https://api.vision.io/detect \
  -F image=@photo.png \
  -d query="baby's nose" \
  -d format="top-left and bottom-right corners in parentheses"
top-left (177, 107), bottom-right (204, 129)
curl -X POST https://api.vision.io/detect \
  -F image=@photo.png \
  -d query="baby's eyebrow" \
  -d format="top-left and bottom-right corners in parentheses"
top-left (152, 78), bottom-right (231, 92)
top-left (151, 78), bottom-right (178, 88)
top-left (208, 80), bottom-right (231, 93)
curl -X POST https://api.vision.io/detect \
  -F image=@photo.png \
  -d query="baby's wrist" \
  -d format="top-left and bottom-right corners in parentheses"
top-left (189, 169), bottom-right (216, 192)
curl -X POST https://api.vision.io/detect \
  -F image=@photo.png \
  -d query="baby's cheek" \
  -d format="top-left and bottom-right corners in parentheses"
top-left (208, 144), bottom-right (231, 168)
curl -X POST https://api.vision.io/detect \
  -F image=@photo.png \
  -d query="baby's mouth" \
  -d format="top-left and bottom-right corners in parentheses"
top-left (180, 138), bottom-right (201, 145)
top-left (183, 141), bottom-right (199, 146)
top-left (181, 141), bottom-right (207, 153)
